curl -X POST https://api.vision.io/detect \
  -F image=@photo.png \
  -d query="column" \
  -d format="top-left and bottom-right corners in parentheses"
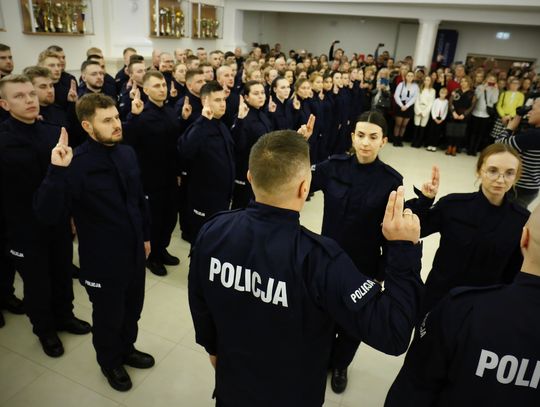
top-left (413, 19), bottom-right (440, 69)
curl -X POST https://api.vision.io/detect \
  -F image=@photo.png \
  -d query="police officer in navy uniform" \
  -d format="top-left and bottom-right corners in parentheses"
top-left (385, 203), bottom-right (540, 407)
top-left (124, 71), bottom-right (180, 276)
top-left (0, 74), bottom-right (90, 355)
top-left (117, 56), bottom-right (147, 121)
top-left (410, 143), bottom-right (530, 315)
top-left (311, 110), bottom-right (437, 393)
top-left (174, 68), bottom-right (205, 241)
top-left (34, 93), bottom-right (154, 392)
top-left (177, 81), bottom-right (235, 243)
top-left (188, 130), bottom-right (424, 407)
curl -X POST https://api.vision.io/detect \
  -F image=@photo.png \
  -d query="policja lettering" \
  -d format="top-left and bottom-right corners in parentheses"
top-left (350, 280), bottom-right (376, 303)
top-left (209, 257), bottom-right (288, 307)
top-left (476, 349), bottom-right (540, 389)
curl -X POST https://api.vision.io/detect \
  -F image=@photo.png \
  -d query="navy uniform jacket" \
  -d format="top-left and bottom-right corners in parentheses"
top-left (54, 71), bottom-right (77, 110)
top-left (311, 154), bottom-right (403, 280)
top-left (177, 116), bottom-right (235, 217)
top-left (34, 139), bottom-right (150, 286)
top-left (114, 66), bottom-right (129, 95)
top-left (77, 81), bottom-right (117, 101)
top-left (232, 106), bottom-right (272, 183)
top-left (385, 273), bottom-right (540, 406)
top-left (189, 201), bottom-right (423, 407)
top-left (265, 96), bottom-right (294, 131)
top-left (39, 103), bottom-right (87, 147)
top-left (0, 117), bottom-right (70, 251)
top-left (124, 101), bottom-right (180, 192)
top-left (222, 93), bottom-right (240, 130)
top-left (413, 190), bottom-right (529, 312)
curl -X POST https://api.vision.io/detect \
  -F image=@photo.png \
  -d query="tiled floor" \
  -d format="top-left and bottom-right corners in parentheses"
top-left (0, 144), bottom-right (537, 407)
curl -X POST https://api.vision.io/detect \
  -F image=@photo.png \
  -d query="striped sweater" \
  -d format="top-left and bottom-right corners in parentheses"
top-left (497, 127), bottom-right (540, 190)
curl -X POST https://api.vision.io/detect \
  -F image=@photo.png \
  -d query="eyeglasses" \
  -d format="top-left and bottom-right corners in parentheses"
top-left (483, 167), bottom-right (517, 182)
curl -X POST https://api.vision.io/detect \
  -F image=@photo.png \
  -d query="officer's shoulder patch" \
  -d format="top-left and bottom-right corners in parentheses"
top-left (381, 163), bottom-right (403, 182)
top-left (449, 284), bottom-right (504, 300)
top-left (328, 153), bottom-right (352, 162)
top-left (300, 226), bottom-right (342, 259)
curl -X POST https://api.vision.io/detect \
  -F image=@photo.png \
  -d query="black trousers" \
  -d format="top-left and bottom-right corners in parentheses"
top-left (10, 236), bottom-right (74, 337)
top-left (468, 116), bottom-right (493, 155)
top-left (85, 269), bottom-right (145, 369)
top-left (426, 121), bottom-right (445, 147)
top-left (330, 327), bottom-right (360, 370)
top-left (231, 182), bottom-right (253, 210)
top-left (0, 238), bottom-right (16, 300)
top-left (178, 172), bottom-right (191, 239)
top-left (147, 187), bottom-right (179, 259)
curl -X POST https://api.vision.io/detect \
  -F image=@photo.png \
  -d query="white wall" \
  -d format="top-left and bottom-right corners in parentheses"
top-left (440, 21), bottom-right (540, 64)
top-left (241, 10), bottom-right (539, 66)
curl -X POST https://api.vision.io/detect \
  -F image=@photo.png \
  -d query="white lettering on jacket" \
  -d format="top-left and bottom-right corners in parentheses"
top-left (349, 280), bottom-right (376, 303)
top-left (209, 257), bottom-right (288, 307)
top-left (475, 349), bottom-right (540, 389)
top-left (9, 249), bottom-right (24, 258)
top-left (84, 280), bottom-right (102, 288)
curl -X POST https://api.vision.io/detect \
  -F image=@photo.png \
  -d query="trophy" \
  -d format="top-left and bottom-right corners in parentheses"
top-left (213, 19), bottom-right (219, 38)
top-left (200, 18), bottom-right (207, 38)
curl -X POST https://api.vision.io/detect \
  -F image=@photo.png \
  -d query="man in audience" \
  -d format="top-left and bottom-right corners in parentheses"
top-left (115, 47), bottom-right (137, 94)
top-left (0, 44), bottom-right (14, 78)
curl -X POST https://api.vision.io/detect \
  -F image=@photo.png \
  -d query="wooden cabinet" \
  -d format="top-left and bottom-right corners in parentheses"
top-left (19, 0), bottom-right (94, 36)
top-left (192, 2), bottom-right (223, 39)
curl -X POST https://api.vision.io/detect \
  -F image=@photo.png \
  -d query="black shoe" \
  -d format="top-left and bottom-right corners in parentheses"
top-left (0, 294), bottom-right (25, 315)
top-left (101, 365), bottom-right (132, 392)
top-left (57, 317), bottom-right (91, 335)
top-left (161, 250), bottom-right (180, 266)
top-left (39, 333), bottom-right (64, 357)
top-left (331, 368), bottom-right (348, 394)
top-left (123, 349), bottom-right (155, 369)
top-left (146, 260), bottom-right (167, 276)
top-left (0, 311), bottom-right (4, 328)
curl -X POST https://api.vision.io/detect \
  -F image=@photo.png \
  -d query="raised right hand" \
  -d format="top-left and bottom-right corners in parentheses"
top-left (382, 186), bottom-right (420, 244)
top-left (182, 96), bottom-right (192, 120)
top-left (268, 96), bottom-right (277, 113)
top-left (51, 127), bottom-right (73, 167)
top-left (129, 82), bottom-right (140, 100)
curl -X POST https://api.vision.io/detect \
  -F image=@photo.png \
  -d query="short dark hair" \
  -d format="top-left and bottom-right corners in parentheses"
top-left (46, 45), bottom-right (63, 53)
top-left (142, 70), bottom-right (164, 85)
top-left (76, 93), bottom-right (116, 123)
top-left (356, 110), bottom-right (388, 136)
top-left (200, 81), bottom-right (223, 98)
top-left (87, 54), bottom-right (103, 61)
top-left (123, 47), bottom-right (137, 56)
top-left (81, 60), bottom-right (101, 72)
top-left (249, 130), bottom-right (310, 194)
top-left (22, 66), bottom-right (52, 82)
top-left (186, 68), bottom-right (204, 83)
top-left (129, 54), bottom-right (144, 65)
top-left (243, 80), bottom-right (263, 96)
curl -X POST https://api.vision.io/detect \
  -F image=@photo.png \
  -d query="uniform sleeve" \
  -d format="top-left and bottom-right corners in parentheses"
top-left (407, 189), bottom-right (443, 238)
top-left (188, 232), bottom-right (218, 356)
top-left (33, 165), bottom-right (72, 225)
top-left (177, 116), bottom-right (208, 160)
top-left (310, 159), bottom-right (332, 193)
top-left (311, 242), bottom-right (424, 356)
top-left (384, 295), bottom-right (471, 407)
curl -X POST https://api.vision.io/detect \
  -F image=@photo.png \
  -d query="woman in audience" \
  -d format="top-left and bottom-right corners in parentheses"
top-left (490, 78), bottom-right (524, 139)
top-left (445, 76), bottom-right (476, 156)
top-left (393, 71), bottom-right (419, 146)
top-left (411, 75), bottom-right (436, 148)
top-left (425, 87), bottom-right (449, 151)
top-left (469, 73), bottom-right (499, 156)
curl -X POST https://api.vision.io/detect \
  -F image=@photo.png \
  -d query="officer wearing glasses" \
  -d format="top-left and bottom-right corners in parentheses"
top-left (410, 143), bottom-right (530, 314)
